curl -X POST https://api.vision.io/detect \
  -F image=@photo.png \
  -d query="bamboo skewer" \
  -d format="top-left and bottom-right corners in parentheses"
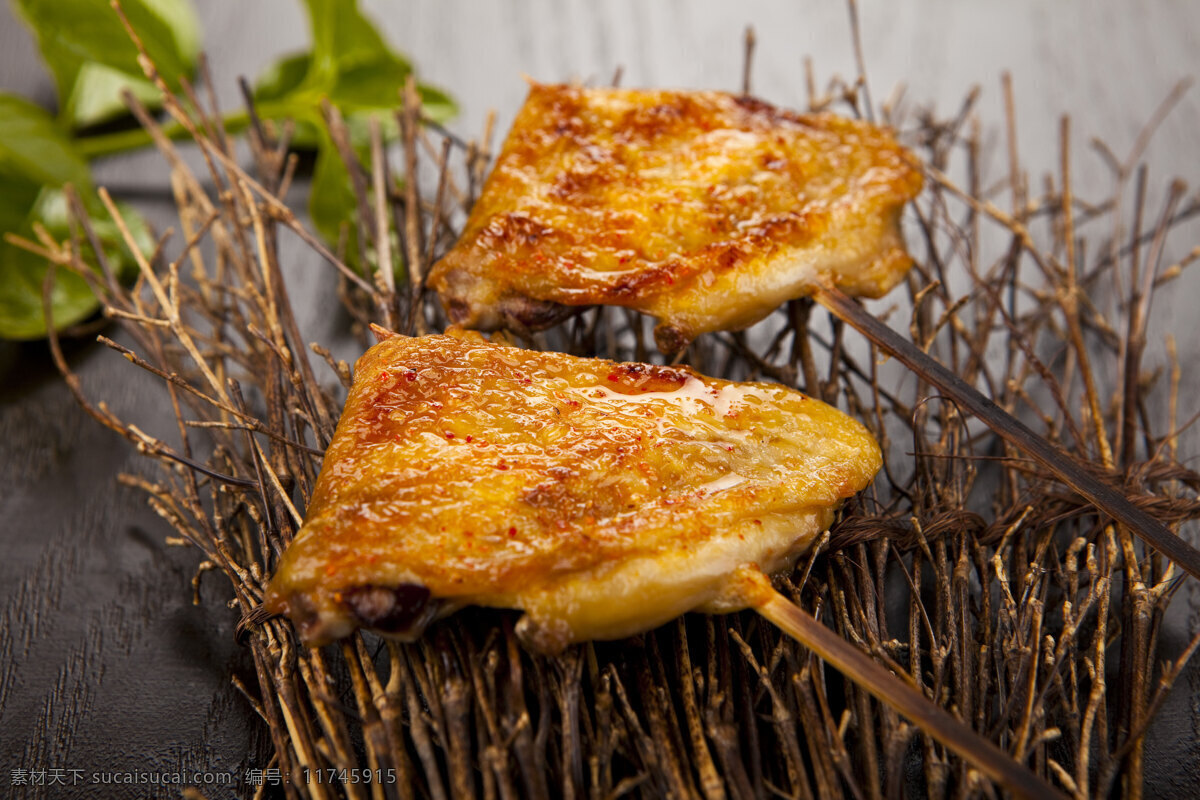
top-left (739, 569), bottom-right (1065, 800)
top-left (813, 284), bottom-right (1200, 582)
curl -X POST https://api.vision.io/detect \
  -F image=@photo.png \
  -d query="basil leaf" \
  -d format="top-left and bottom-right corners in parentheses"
top-left (36, 189), bottom-right (156, 279)
top-left (253, 0), bottom-right (456, 274)
top-left (303, 0), bottom-right (402, 84)
top-left (254, 52), bottom-right (323, 150)
top-left (0, 233), bottom-right (98, 339)
top-left (0, 97), bottom-right (153, 339)
top-left (67, 63), bottom-right (163, 132)
top-left (13, 0), bottom-right (200, 129)
top-left (308, 133), bottom-right (362, 267)
top-left (255, 0), bottom-right (457, 134)
top-left (140, 0), bottom-right (200, 61)
top-left (0, 95), bottom-right (92, 190)
top-left (414, 85), bottom-right (458, 127)
top-left (254, 51), bottom-right (313, 105)
top-left (0, 246), bottom-right (87, 339)
top-left (0, 189), bottom-right (153, 340)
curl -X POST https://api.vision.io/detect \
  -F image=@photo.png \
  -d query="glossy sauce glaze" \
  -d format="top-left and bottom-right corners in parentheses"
top-left (266, 330), bottom-right (882, 649)
top-left (428, 84), bottom-right (923, 351)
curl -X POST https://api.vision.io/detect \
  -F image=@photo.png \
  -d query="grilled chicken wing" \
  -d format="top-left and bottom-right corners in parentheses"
top-left (266, 329), bottom-right (881, 652)
top-left (428, 84), bottom-right (922, 353)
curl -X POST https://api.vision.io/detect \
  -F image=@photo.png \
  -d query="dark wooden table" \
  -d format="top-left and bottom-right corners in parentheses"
top-left (3, 2), bottom-right (1200, 797)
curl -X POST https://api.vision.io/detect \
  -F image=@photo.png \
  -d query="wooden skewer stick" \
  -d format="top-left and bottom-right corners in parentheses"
top-left (813, 284), bottom-right (1200, 582)
top-left (736, 569), bottom-right (1065, 800)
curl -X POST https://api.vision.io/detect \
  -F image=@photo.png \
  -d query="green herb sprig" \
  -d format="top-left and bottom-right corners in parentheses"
top-left (0, 0), bottom-right (455, 339)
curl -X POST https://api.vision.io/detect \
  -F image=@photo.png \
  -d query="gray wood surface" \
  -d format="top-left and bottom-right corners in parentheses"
top-left (2, 2), bottom-right (1199, 797)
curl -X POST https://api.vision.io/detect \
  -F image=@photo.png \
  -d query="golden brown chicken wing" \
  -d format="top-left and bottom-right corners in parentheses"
top-left (266, 329), bottom-right (881, 652)
top-left (428, 84), bottom-right (922, 352)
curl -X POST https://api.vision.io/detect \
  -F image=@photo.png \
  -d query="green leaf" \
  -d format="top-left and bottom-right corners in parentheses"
top-left (0, 95), bottom-right (153, 339)
top-left (308, 133), bottom-right (362, 265)
top-left (140, 0), bottom-right (201, 63)
top-left (308, 127), bottom-right (408, 281)
top-left (36, 189), bottom-right (156, 277)
top-left (303, 0), bottom-right (405, 84)
top-left (254, 0), bottom-right (458, 129)
top-left (416, 85), bottom-right (458, 126)
top-left (0, 189), bottom-right (153, 340)
top-left (0, 95), bottom-right (92, 190)
top-left (254, 51), bottom-right (314, 105)
top-left (0, 241), bottom-right (97, 339)
top-left (254, 52), bottom-right (323, 150)
top-left (248, 0), bottom-right (457, 274)
top-left (67, 63), bottom-right (163, 131)
top-left (13, 0), bottom-right (200, 128)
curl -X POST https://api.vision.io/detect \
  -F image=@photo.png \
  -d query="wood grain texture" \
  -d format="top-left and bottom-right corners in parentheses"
top-left (1, 1), bottom-right (1198, 798)
top-left (0, 338), bottom-right (265, 799)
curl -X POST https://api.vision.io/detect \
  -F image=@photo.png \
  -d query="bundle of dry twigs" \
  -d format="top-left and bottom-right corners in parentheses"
top-left (18, 19), bottom-right (1200, 800)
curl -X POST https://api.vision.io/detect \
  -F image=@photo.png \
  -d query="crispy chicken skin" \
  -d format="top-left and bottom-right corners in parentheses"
top-left (428, 84), bottom-right (922, 352)
top-left (266, 329), bottom-right (881, 652)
